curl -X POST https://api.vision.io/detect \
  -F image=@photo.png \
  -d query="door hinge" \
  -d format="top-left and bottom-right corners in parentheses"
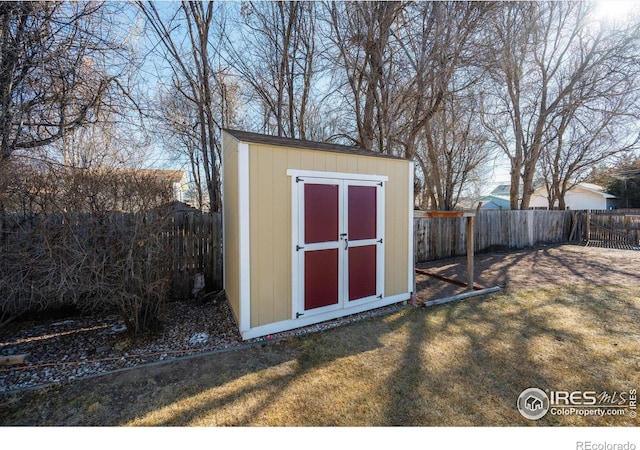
top-left (296, 312), bottom-right (304, 318)
top-left (296, 245), bottom-right (304, 251)
top-left (377, 238), bottom-right (383, 244)
top-left (378, 181), bottom-right (383, 187)
top-left (296, 176), bottom-right (303, 183)
top-left (377, 294), bottom-right (383, 299)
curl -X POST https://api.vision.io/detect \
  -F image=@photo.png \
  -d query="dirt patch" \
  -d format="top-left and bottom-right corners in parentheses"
top-left (415, 243), bottom-right (640, 303)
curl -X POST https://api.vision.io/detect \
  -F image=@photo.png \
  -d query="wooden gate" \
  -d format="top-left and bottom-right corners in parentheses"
top-left (171, 210), bottom-right (222, 299)
top-left (583, 210), bottom-right (640, 250)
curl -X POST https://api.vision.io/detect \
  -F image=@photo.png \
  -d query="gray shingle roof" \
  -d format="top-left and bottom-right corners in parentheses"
top-left (223, 128), bottom-right (408, 161)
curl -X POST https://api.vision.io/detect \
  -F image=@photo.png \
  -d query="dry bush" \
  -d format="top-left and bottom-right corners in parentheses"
top-left (0, 160), bottom-right (175, 333)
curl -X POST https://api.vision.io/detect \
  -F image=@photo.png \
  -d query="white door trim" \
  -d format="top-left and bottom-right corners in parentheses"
top-left (294, 177), bottom-right (344, 318)
top-left (287, 169), bottom-right (388, 183)
top-left (289, 171), bottom-right (386, 320)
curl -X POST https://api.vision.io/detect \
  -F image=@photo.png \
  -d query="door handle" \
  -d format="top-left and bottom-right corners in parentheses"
top-left (344, 238), bottom-right (349, 250)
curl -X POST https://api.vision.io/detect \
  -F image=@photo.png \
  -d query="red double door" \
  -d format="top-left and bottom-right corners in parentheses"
top-left (295, 177), bottom-right (384, 317)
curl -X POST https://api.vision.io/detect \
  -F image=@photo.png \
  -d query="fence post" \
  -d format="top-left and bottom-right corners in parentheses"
top-left (585, 210), bottom-right (591, 241)
top-left (466, 213), bottom-right (475, 291)
top-left (527, 209), bottom-right (535, 247)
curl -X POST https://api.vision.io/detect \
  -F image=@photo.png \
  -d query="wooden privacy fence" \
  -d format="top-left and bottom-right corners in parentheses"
top-left (0, 209), bottom-right (222, 304)
top-left (170, 210), bottom-right (222, 300)
top-left (414, 210), bottom-right (574, 262)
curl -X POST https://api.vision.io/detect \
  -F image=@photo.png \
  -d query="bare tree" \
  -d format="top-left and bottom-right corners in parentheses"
top-left (222, 1), bottom-right (318, 139)
top-left (380, 1), bottom-right (493, 209)
top-left (138, 1), bottom-right (228, 211)
top-left (326, 1), bottom-right (403, 151)
top-left (538, 21), bottom-right (640, 209)
top-left (325, 1), bottom-right (493, 209)
top-left (394, 2), bottom-right (492, 161)
top-left (416, 91), bottom-right (493, 211)
top-left (156, 90), bottom-right (208, 210)
top-left (602, 157), bottom-right (640, 208)
top-left (0, 2), bottom-right (132, 162)
top-left (482, 1), bottom-right (640, 209)
top-left (539, 99), bottom-right (640, 209)
top-left (155, 67), bottom-right (239, 210)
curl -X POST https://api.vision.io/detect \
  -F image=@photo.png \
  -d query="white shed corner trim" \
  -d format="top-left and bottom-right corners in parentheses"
top-left (237, 141), bottom-right (251, 333)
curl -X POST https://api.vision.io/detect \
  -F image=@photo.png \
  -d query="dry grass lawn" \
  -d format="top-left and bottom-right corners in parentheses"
top-left (1, 283), bottom-right (639, 426)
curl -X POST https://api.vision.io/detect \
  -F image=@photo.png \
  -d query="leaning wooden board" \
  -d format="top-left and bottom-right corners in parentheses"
top-left (0, 354), bottom-right (27, 366)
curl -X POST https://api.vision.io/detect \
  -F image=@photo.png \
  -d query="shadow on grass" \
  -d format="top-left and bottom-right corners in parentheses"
top-left (1, 284), bottom-right (638, 426)
top-left (0, 307), bottom-right (413, 426)
top-left (123, 243), bottom-right (640, 426)
top-left (391, 284), bottom-right (640, 426)
top-left (125, 309), bottom-right (417, 426)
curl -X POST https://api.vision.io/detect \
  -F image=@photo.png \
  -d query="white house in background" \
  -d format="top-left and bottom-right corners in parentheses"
top-left (529, 182), bottom-right (619, 210)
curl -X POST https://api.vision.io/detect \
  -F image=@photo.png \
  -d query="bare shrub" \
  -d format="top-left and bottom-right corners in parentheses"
top-left (0, 159), bottom-right (175, 333)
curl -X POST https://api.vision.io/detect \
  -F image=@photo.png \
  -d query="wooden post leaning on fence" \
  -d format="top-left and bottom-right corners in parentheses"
top-left (421, 210), bottom-right (475, 291)
top-left (417, 210), bottom-right (502, 308)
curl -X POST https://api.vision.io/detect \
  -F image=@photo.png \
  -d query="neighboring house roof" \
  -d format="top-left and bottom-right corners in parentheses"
top-left (158, 200), bottom-right (197, 212)
top-left (571, 182), bottom-right (619, 199)
top-left (116, 168), bottom-right (186, 183)
top-left (476, 195), bottom-right (511, 210)
top-left (490, 184), bottom-right (512, 197)
top-left (490, 184), bottom-right (523, 198)
top-left (529, 182), bottom-right (620, 210)
top-left (223, 128), bottom-right (408, 161)
top-left (532, 182), bottom-right (618, 199)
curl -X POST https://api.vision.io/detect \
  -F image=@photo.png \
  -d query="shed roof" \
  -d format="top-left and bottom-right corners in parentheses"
top-left (223, 128), bottom-right (408, 161)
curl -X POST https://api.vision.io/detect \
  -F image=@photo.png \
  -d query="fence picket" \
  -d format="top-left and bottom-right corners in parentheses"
top-left (169, 210), bottom-right (223, 300)
top-left (0, 209), bottom-right (223, 303)
top-left (581, 209), bottom-right (640, 249)
top-left (414, 210), bottom-right (576, 263)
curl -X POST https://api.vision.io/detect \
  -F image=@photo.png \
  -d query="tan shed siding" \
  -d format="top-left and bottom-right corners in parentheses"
top-left (383, 160), bottom-right (410, 297)
top-left (272, 148), bottom-right (291, 321)
top-left (249, 145), bottom-right (292, 327)
top-left (248, 143), bottom-right (410, 328)
top-left (325, 153), bottom-right (338, 172)
top-left (222, 132), bottom-right (240, 321)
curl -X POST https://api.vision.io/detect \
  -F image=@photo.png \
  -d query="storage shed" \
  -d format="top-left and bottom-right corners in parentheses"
top-left (222, 129), bottom-right (414, 339)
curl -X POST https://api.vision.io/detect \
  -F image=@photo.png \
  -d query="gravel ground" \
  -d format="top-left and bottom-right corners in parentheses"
top-left (0, 296), bottom-right (406, 394)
